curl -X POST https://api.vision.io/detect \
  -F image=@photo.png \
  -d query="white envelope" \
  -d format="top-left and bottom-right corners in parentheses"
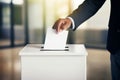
top-left (44, 27), bottom-right (68, 50)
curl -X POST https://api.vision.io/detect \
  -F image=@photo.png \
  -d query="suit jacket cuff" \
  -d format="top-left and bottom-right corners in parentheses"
top-left (67, 17), bottom-right (75, 30)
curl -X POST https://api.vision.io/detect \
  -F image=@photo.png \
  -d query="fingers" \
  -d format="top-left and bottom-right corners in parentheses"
top-left (52, 19), bottom-right (64, 33)
top-left (57, 19), bottom-right (63, 33)
top-left (52, 19), bottom-right (59, 29)
top-left (53, 18), bottom-right (72, 33)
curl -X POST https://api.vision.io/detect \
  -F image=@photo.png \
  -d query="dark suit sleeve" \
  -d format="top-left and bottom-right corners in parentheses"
top-left (68, 0), bottom-right (106, 30)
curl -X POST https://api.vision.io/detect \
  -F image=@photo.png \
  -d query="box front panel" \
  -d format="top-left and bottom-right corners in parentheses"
top-left (21, 56), bottom-right (86, 80)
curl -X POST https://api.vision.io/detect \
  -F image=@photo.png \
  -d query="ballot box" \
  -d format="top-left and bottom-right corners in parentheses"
top-left (19, 44), bottom-right (88, 80)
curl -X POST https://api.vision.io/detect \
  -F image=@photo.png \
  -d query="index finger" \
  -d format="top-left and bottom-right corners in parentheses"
top-left (56, 20), bottom-right (63, 33)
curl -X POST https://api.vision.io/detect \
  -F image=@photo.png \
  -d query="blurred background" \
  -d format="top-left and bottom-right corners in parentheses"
top-left (0, 0), bottom-right (111, 80)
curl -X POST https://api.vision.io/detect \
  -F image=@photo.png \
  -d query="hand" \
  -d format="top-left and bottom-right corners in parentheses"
top-left (53, 18), bottom-right (72, 33)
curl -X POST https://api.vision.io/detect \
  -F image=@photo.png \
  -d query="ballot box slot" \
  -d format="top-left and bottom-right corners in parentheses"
top-left (40, 46), bottom-right (69, 51)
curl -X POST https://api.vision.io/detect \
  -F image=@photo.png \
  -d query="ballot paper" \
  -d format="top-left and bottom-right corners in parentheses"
top-left (44, 27), bottom-right (68, 50)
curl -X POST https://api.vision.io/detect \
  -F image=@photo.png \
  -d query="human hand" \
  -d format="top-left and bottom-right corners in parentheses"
top-left (53, 18), bottom-right (72, 33)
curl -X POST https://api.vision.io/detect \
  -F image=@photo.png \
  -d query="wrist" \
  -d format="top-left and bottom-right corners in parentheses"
top-left (67, 17), bottom-right (75, 30)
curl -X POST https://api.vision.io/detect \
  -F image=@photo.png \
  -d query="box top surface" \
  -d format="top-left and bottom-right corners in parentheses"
top-left (19, 44), bottom-right (88, 56)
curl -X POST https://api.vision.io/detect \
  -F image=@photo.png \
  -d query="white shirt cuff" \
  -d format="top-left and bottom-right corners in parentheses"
top-left (67, 17), bottom-right (75, 30)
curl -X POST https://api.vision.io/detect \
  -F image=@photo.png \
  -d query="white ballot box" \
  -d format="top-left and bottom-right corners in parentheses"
top-left (19, 44), bottom-right (88, 80)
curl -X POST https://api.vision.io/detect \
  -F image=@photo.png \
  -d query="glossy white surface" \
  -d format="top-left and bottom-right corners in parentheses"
top-left (19, 44), bottom-right (87, 56)
top-left (19, 44), bottom-right (87, 80)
